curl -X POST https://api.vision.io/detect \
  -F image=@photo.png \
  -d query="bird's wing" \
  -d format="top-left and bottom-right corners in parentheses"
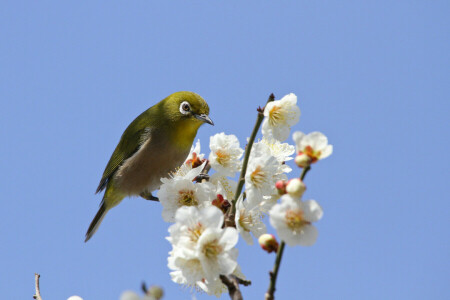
top-left (96, 121), bottom-right (151, 194)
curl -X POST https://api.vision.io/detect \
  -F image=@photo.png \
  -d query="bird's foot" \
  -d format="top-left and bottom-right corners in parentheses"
top-left (140, 191), bottom-right (159, 201)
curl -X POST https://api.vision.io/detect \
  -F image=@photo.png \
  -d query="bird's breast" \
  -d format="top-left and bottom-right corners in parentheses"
top-left (114, 133), bottom-right (190, 196)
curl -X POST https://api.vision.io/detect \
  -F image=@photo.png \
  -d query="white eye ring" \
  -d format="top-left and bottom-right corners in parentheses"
top-left (180, 101), bottom-right (191, 115)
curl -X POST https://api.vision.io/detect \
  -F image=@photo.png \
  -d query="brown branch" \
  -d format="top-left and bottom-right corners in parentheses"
top-left (220, 275), bottom-right (251, 300)
top-left (225, 94), bottom-right (275, 227)
top-left (33, 273), bottom-right (43, 300)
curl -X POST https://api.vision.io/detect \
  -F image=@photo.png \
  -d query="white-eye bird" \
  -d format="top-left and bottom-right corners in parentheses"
top-left (85, 91), bottom-right (213, 242)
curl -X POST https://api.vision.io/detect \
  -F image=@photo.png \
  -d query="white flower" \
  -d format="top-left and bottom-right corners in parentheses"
top-left (158, 178), bottom-right (216, 222)
top-left (168, 250), bottom-right (205, 286)
top-left (292, 131), bottom-right (333, 165)
top-left (245, 142), bottom-right (287, 207)
top-left (262, 93), bottom-right (301, 141)
top-left (269, 195), bottom-right (323, 246)
top-left (245, 155), bottom-right (279, 201)
top-left (260, 138), bottom-right (295, 163)
top-left (67, 297), bottom-right (83, 300)
top-left (195, 227), bottom-right (239, 281)
top-left (209, 133), bottom-right (244, 177)
top-left (168, 206), bottom-right (224, 250)
top-left (167, 206), bottom-right (240, 288)
top-left (235, 195), bottom-right (266, 244)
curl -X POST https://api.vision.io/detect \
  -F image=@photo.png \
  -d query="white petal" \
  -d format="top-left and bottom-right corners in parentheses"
top-left (307, 132), bottom-right (328, 150)
top-left (297, 224), bottom-right (318, 246)
top-left (219, 227), bottom-right (239, 251)
top-left (302, 200), bottom-right (323, 222)
top-left (216, 252), bottom-right (238, 276)
top-left (321, 144), bottom-right (333, 159)
top-left (292, 131), bottom-right (305, 149)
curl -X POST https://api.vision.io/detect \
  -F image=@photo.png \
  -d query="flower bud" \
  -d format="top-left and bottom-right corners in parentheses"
top-left (258, 233), bottom-right (279, 253)
top-left (212, 194), bottom-right (230, 214)
top-left (275, 180), bottom-right (287, 195)
top-left (147, 286), bottom-right (164, 300)
top-left (286, 178), bottom-right (306, 198)
top-left (295, 153), bottom-right (312, 168)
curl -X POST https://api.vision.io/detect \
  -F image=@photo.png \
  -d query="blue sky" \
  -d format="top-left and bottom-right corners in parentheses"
top-left (1, 1), bottom-right (449, 299)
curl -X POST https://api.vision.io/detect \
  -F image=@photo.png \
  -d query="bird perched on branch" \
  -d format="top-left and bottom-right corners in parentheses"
top-left (85, 91), bottom-right (213, 242)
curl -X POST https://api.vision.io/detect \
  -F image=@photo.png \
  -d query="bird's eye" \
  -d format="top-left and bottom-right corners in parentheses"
top-left (180, 101), bottom-right (191, 115)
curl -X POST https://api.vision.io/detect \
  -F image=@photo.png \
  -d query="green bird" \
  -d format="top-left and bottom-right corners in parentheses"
top-left (85, 91), bottom-right (213, 242)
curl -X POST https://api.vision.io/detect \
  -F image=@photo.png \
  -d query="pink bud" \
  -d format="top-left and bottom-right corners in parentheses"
top-left (275, 180), bottom-right (287, 195)
top-left (258, 234), bottom-right (279, 253)
top-left (212, 194), bottom-right (230, 214)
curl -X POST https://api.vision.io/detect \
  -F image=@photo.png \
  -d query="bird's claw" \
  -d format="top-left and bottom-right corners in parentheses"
top-left (140, 191), bottom-right (159, 201)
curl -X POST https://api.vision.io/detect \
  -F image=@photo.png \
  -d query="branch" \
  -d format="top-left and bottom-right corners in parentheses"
top-left (220, 275), bottom-right (251, 300)
top-left (265, 166), bottom-right (311, 300)
top-left (33, 273), bottom-right (43, 300)
top-left (225, 93), bottom-right (275, 227)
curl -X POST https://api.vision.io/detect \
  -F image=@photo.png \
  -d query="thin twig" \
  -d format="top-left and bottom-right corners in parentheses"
top-left (220, 275), bottom-right (251, 300)
top-left (33, 273), bottom-right (43, 300)
top-left (225, 93), bottom-right (275, 227)
top-left (265, 166), bottom-right (311, 300)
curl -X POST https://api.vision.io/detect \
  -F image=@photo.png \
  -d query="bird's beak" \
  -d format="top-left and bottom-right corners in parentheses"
top-left (195, 114), bottom-right (214, 125)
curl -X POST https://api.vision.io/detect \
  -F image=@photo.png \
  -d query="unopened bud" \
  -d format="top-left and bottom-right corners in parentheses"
top-left (275, 180), bottom-right (287, 195)
top-left (212, 194), bottom-right (230, 214)
top-left (286, 178), bottom-right (306, 198)
top-left (258, 234), bottom-right (279, 253)
top-left (295, 153), bottom-right (312, 168)
top-left (146, 285), bottom-right (164, 300)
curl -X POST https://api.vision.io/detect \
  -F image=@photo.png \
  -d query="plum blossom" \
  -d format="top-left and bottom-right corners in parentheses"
top-left (260, 138), bottom-right (295, 173)
top-left (292, 131), bottom-right (333, 167)
top-left (158, 176), bottom-right (216, 222)
top-left (235, 195), bottom-right (266, 244)
top-left (245, 142), bottom-right (287, 206)
top-left (209, 133), bottom-right (244, 177)
top-left (167, 206), bottom-right (240, 294)
top-left (269, 195), bottom-right (323, 246)
top-left (262, 93), bottom-right (301, 141)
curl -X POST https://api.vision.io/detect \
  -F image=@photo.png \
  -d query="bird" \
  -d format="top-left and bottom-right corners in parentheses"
top-left (85, 91), bottom-right (213, 242)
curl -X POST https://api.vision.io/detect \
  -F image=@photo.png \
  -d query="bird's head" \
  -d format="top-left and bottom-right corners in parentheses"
top-left (164, 91), bottom-right (213, 127)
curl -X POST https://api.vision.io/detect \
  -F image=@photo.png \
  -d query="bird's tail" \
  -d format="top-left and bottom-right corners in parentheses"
top-left (85, 202), bottom-right (108, 242)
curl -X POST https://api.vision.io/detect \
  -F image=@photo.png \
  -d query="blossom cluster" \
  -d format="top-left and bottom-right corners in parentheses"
top-left (156, 93), bottom-right (332, 297)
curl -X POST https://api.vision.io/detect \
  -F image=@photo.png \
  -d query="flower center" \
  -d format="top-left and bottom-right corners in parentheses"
top-left (215, 150), bottom-right (231, 166)
top-left (250, 165), bottom-right (266, 188)
top-left (202, 239), bottom-right (223, 258)
top-left (178, 189), bottom-right (198, 206)
top-left (301, 145), bottom-right (321, 163)
top-left (238, 209), bottom-right (253, 232)
top-left (268, 105), bottom-right (286, 126)
top-left (188, 222), bottom-right (204, 242)
top-left (285, 209), bottom-right (310, 231)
